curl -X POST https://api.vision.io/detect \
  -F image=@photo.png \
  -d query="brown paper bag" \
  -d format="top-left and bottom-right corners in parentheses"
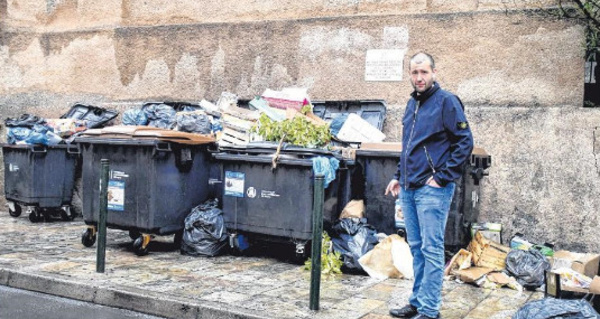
top-left (340, 200), bottom-right (365, 219)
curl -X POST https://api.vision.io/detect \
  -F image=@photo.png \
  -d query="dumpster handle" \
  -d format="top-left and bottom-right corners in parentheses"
top-left (155, 142), bottom-right (172, 152)
top-left (66, 143), bottom-right (81, 155)
top-left (206, 143), bottom-right (219, 153)
top-left (31, 145), bottom-right (47, 153)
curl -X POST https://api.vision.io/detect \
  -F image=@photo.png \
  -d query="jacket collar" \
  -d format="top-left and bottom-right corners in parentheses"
top-left (411, 82), bottom-right (440, 104)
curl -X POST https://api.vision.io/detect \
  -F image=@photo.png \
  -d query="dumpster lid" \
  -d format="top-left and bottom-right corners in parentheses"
top-left (312, 100), bottom-right (387, 131)
top-left (61, 104), bottom-right (118, 129)
top-left (77, 125), bottom-right (215, 145)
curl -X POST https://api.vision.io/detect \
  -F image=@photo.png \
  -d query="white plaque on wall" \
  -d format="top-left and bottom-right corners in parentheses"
top-left (365, 49), bottom-right (405, 82)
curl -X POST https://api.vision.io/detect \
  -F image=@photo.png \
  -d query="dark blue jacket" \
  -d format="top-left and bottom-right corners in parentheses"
top-left (393, 83), bottom-right (474, 189)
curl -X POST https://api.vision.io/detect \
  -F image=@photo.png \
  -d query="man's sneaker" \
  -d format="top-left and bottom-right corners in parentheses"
top-left (389, 304), bottom-right (418, 318)
top-left (410, 313), bottom-right (440, 319)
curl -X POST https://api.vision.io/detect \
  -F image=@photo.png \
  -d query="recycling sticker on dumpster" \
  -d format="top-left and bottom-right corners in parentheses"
top-left (107, 180), bottom-right (125, 211)
top-left (224, 171), bottom-right (245, 197)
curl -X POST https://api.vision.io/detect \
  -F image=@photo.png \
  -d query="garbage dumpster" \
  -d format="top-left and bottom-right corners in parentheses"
top-left (2, 104), bottom-right (117, 222)
top-left (354, 145), bottom-right (491, 254)
top-left (212, 143), bottom-right (352, 259)
top-left (75, 126), bottom-right (215, 255)
top-left (2, 143), bottom-right (79, 222)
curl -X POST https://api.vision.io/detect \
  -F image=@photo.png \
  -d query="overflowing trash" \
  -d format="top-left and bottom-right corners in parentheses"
top-left (358, 234), bottom-right (413, 280)
top-left (180, 199), bottom-right (228, 257)
top-left (513, 298), bottom-right (600, 319)
top-left (510, 232), bottom-right (554, 257)
top-left (505, 248), bottom-right (551, 290)
top-left (4, 104), bottom-right (117, 146)
top-left (304, 232), bottom-right (343, 276)
top-left (330, 217), bottom-right (379, 273)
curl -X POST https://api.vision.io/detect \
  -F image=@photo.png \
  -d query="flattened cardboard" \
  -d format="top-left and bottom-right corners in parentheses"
top-left (453, 266), bottom-right (494, 283)
top-left (487, 272), bottom-right (511, 285)
top-left (80, 125), bottom-right (215, 145)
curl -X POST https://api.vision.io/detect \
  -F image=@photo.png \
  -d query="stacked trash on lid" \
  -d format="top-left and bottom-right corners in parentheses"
top-left (2, 104), bottom-right (118, 222)
top-left (204, 88), bottom-right (383, 267)
top-left (122, 101), bottom-right (216, 135)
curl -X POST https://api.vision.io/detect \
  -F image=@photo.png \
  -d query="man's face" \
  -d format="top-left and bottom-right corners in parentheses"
top-left (409, 60), bottom-right (436, 94)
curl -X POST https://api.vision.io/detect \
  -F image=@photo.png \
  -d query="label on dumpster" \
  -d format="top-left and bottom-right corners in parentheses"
top-left (107, 180), bottom-right (125, 211)
top-left (110, 170), bottom-right (129, 179)
top-left (261, 190), bottom-right (280, 199)
top-left (224, 171), bottom-right (245, 197)
top-left (8, 163), bottom-right (19, 172)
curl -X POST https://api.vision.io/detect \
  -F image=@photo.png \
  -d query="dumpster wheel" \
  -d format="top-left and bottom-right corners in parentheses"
top-left (133, 234), bottom-right (151, 256)
top-left (81, 226), bottom-right (97, 247)
top-left (28, 207), bottom-right (42, 223)
top-left (128, 229), bottom-right (141, 240)
top-left (8, 203), bottom-right (21, 217)
top-left (60, 206), bottom-right (75, 221)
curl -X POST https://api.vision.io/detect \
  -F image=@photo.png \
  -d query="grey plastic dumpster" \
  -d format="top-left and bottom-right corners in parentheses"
top-left (75, 126), bottom-right (215, 255)
top-left (1, 143), bottom-right (79, 222)
top-left (212, 143), bottom-right (352, 259)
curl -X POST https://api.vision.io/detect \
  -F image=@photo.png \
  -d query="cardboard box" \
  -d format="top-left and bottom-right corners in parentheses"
top-left (552, 250), bottom-right (600, 278)
top-left (468, 231), bottom-right (511, 271)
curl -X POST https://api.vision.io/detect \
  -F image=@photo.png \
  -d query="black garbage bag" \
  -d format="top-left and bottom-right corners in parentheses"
top-left (5, 113), bottom-right (46, 127)
top-left (180, 199), bottom-right (228, 257)
top-left (143, 103), bottom-right (176, 129)
top-left (331, 217), bottom-right (379, 272)
top-left (176, 112), bottom-right (211, 134)
top-left (505, 248), bottom-right (551, 290)
top-left (512, 297), bottom-right (600, 319)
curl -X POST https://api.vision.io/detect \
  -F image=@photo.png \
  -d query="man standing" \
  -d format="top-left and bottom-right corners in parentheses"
top-left (385, 52), bottom-right (473, 319)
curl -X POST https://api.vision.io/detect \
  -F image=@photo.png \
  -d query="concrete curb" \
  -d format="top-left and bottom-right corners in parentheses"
top-left (0, 268), bottom-right (267, 319)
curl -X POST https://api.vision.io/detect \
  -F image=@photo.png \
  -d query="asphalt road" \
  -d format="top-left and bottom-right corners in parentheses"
top-left (0, 285), bottom-right (167, 319)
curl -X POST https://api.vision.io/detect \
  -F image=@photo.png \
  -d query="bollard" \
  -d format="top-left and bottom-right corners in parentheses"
top-left (97, 159), bottom-right (109, 273)
top-left (309, 174), bottom-right (325, 311)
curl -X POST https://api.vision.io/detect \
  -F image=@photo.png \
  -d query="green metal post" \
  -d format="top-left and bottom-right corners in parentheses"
top-left (310, 174), bottom-right (324, 311)
top-left (97, 159), bottom-right (109, 273)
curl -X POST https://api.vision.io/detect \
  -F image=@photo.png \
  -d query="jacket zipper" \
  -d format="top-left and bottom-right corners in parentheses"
top-left (424, 145), bottom-right (436, 175)
top-left (404, 100), bottom-right (420, 190)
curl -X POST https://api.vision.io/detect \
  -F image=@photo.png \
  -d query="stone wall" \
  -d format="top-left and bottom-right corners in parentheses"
top-left (1, 0), bottom-right (597, 252)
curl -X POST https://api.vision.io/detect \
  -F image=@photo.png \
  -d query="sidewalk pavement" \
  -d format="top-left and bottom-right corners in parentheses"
top-left (0, 212), bottom-right (542, 319)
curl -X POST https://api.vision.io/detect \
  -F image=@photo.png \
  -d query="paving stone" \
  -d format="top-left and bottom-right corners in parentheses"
top-left (0, 213), bottom-right (548, 319)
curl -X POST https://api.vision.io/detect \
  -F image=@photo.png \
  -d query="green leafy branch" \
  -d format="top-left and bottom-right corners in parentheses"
top-left (252, 113), bottom-right (331, 148)
top-left (304, 232), bottom-right (343, 276)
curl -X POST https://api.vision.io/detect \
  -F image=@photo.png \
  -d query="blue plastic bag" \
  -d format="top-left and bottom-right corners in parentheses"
top-left (143, 104), bottom-right (176, 129)
top-left (122, 108), bottom-right (148, 126)
top-left (7, 124), bottom-right (62, 145)
top-left (312, 156), bottom-right (340, 188)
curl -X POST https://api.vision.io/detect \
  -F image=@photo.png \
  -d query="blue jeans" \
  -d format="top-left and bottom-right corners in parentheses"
top-left (400, 182), bottom-right (455, 318)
